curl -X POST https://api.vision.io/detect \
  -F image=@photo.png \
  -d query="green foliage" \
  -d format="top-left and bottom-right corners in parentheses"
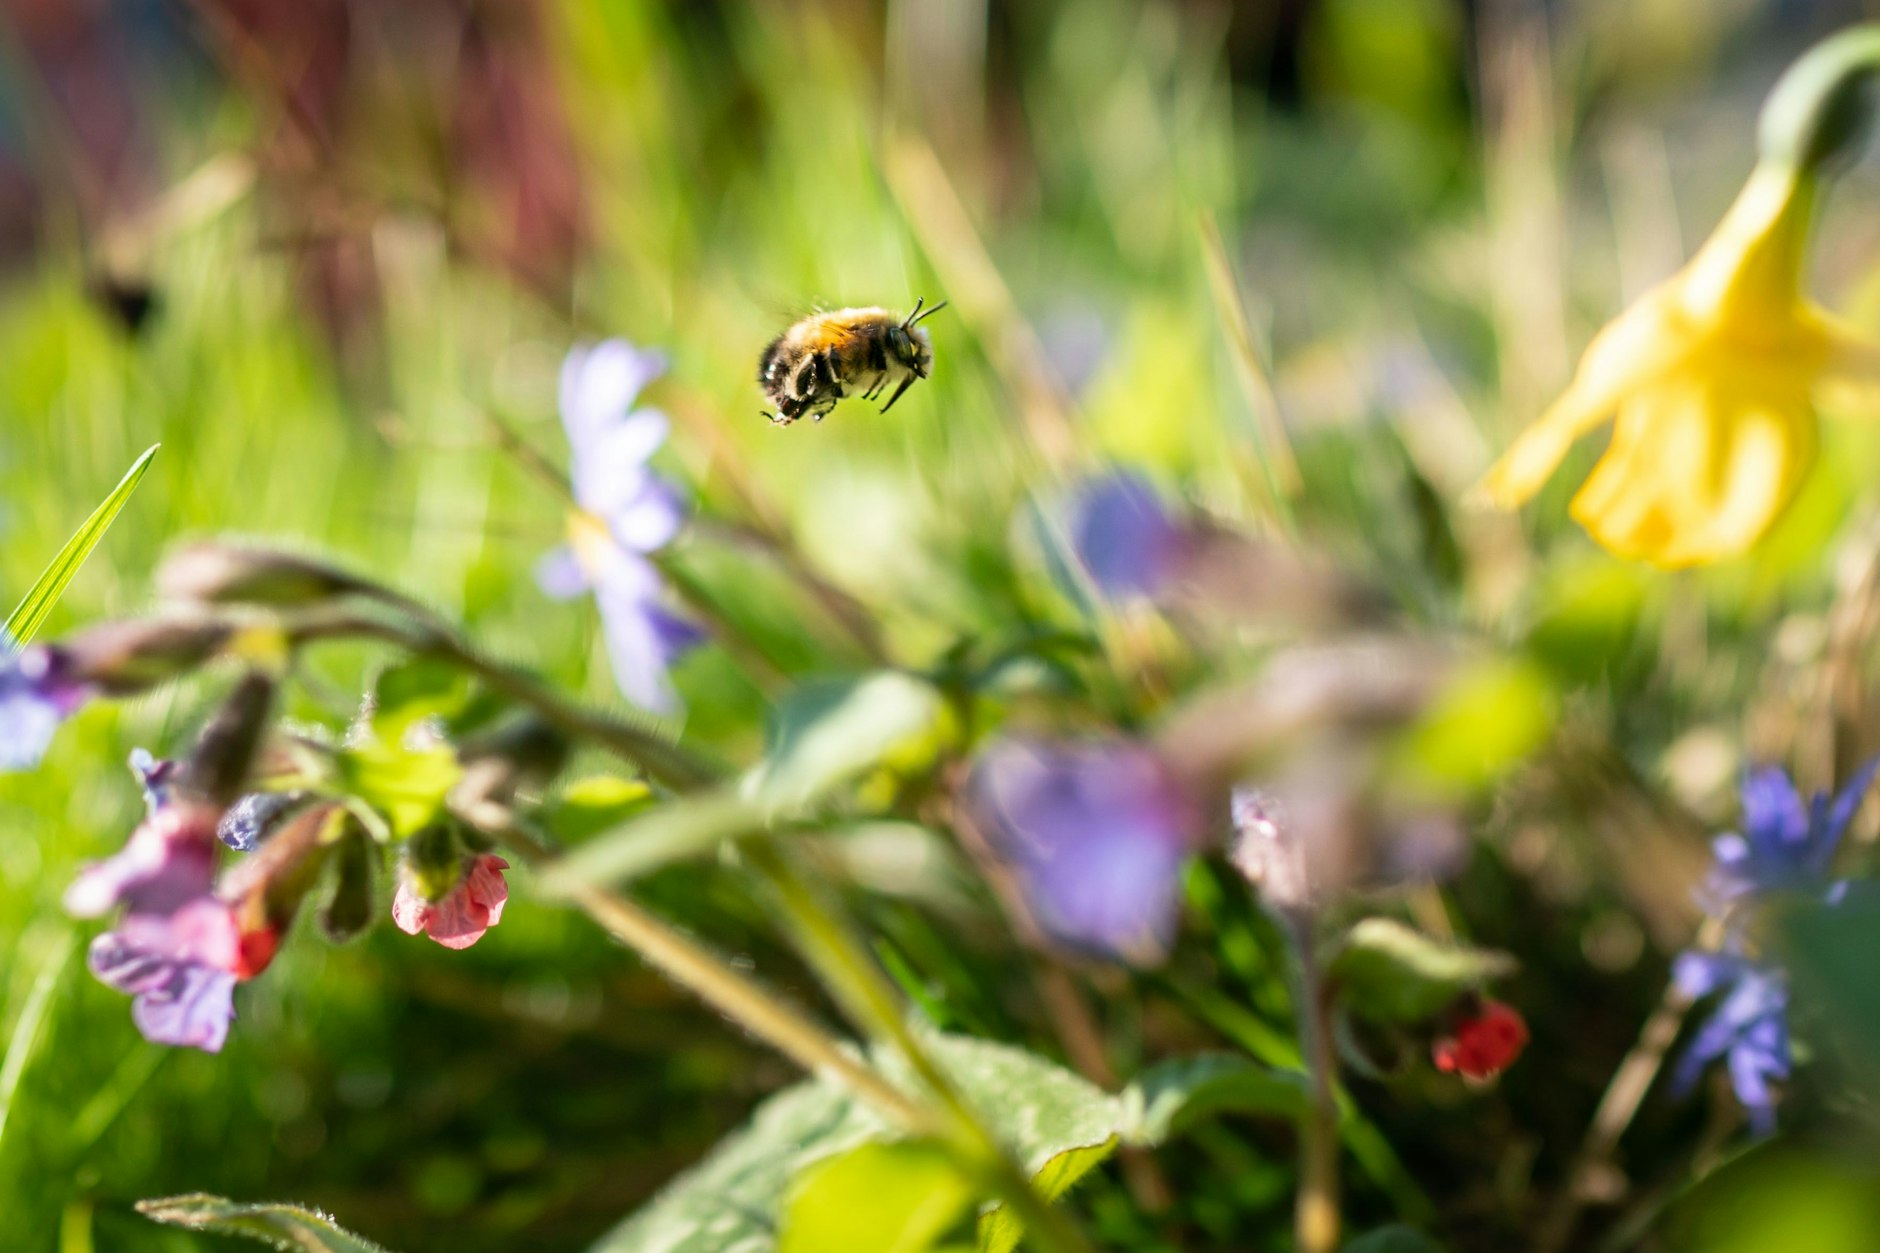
top-left (1341, 1225), bottom-right (1447, 1253)
top-left (778, 1140), bottom-right (975, 1253)
top-left (596, 1032), bottom-right (1304, 1253)
top-left (135, 1193), bottom-right (394, 1252)
top-left (1388, 657), bottom-right (1556, 798)
top-left (335, 741), bottom-right (463, 841)
top-left (744, 672), bottom-right (951, 811)
top-left (1328, 919), bottom-right (1515, 1025)
top-left (4, 445), bottom-right (157, 649)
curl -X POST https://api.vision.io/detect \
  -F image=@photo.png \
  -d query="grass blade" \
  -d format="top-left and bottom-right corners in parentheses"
top-left (4, 444), bottom-right (159, 651)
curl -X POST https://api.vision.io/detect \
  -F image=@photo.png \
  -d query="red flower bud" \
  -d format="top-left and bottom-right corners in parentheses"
top-left (1433, 1000), bottom-right (1529, 1079)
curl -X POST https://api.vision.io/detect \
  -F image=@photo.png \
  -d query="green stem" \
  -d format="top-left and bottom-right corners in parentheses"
top-left (1281, 910), bottom-right (1340, 1253)
top-left (290, 607), bottom-right (720, 792)
top-left (562, 880), bottom-right (929, 1129)
top-left (1759, 24), bottom-right (1880, 172)
top-left (745, 842), bottom-right (1096, 1253)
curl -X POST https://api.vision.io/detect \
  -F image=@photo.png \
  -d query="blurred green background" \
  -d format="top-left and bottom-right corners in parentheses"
top-left (6, 1), bottom-right (1880, 1249)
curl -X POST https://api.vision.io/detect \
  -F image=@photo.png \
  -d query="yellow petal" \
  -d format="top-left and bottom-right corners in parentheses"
top-left (1469, 296), bottom-right (1689, 510)
top-left (1569, 369), bottom-right (1817, 567)
top-left (1676, 163), bottom-right (1815, 319)
top-left (1810, 308), bottom-right (1880, 414)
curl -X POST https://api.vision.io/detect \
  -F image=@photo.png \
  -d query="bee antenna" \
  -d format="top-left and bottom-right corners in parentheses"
top-left (905, 299), bottom-right (948, 328)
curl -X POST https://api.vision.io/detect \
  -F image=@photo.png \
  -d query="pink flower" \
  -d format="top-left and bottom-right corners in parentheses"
top-left (393, 854), bottom-right (509, 949)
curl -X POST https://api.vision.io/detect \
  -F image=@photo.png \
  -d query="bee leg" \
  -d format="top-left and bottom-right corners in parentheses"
top-left (813, 352), bottom-right (846, 399)
top-left (879, 374), bottom-right (918, 413)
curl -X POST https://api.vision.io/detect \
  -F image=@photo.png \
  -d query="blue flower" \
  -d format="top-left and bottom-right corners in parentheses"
top-left (970, 738), bottom-right (1197, 964)
top-left (538, 339), bottom-right (702, 713)
top-left (0, 644), bottom-right (89, 771)
top-left (1065, 471), bottom-right (1188, 602)
top-left (1670, 949), bottom-right (1789, 1136)
top-left (1703, 760), bottom-right (1877, 914)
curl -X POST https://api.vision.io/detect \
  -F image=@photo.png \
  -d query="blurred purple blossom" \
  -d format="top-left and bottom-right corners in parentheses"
top-left (1701, 761), bottom-right (1877, 914)
top-left (538, 340), bottom-right (702, 713)
top-left (0, 644), bottom-right (89, 770)
top-left (1670, 949), bottom-right (1789, 1137)
top-left (970, 738), bottom-right (1198, 964)
top-left (1065, 471), bottom-right (1190, 602)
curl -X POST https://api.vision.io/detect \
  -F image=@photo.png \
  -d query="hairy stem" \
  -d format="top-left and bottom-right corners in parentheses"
top-left (745, 842), bottom-right (1096, 1253)
top-left (1282, 910), bottom-right (1340, 1253)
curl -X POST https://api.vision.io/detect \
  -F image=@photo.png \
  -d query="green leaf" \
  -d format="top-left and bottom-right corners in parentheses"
top-left (1329, 919), bottom-right (1516, 1025)
top-left (745, 673), bottom-right (948, 810)
top-left (594, 1032), bottom-right (1303, 1253)
top-left (336, 742), bottom-right (463, 840)
top-left (975, 1139), bottom-right (1116, 1253)
top-left (0, 934), bottom-right (76, 1158)
top-left (779, 1140), bottom-right (975, 1253)
top-left (591, 1069), bottom-right (884, 1252)
top-left (135, 1194), bottom-right (394, 1252)
top-left (1341, 1225), bottom-right (1447, 1253)
top-left (371, 657), bottom-right (470, 740)
top-left (540, 788), bottom-right (768, 893)
top-left (4, 444), bottom-right (157, 649)
top-left (1117, 1053), bottom-right (1312, 1144)
top-left (1387, 657), bottom-right (1555, 798)
top-left (546, 775), bottom-right (655, 844)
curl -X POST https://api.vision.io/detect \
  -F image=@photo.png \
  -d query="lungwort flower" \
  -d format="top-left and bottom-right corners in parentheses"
top-left (1065, 471), bottom-right (1189, 601)
top-left (0, 644), bottom-right (89, 771)
top-left (538, 339), bottom-right (703, 713)
top-left (970, 738), bottom-right (1198, 964)
top-left (68, 753), bottom-right (274, 1052)
top-left (393, 853), bottom-right (510, 950)
top-left (1473, 28), bottom-right (1880, 567)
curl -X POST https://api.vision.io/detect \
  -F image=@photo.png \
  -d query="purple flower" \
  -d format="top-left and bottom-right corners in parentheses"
top-left (538, 339), bottom-right (702, 713)
top-left (66, 752), bottom-right (266, 1052)
top-left (0, 644), bottom-right (89, 770)
top-left (88, 898), bottom-right (242, 1052)
top-left (970, 738), bottom-right (1198, 964)
top-left (63, 796), bottom-right (220, 919)
top-left (1671, 949), bottom-right (1789, 1136)
top-left (1703, 760), bottom-right (1877, 915)
top-left (1065, 471), bottom-right (1189, 602)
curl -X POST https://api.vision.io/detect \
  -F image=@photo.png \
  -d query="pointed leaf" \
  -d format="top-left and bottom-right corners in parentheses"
top-left (135, 1194), bottom-right (393, 1252)
top-left (745, 673), bottom-right (947, 810)
top-left (1329, 919), bottom-right (1516, 1025)
top-left (5, 445), bottom-right (157, 649)
top-left (1118, 1053), bottom-right (1311, 1144)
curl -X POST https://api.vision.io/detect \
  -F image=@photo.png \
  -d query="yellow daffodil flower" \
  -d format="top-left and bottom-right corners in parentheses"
top-left (1474, 160), bottom-right (1880, 567)
top-left (1472, 25), bottom-right (1880, 567)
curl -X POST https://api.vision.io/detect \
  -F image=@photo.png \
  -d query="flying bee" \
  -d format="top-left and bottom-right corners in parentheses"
top-left (758, 298), bottom-right (948, 426)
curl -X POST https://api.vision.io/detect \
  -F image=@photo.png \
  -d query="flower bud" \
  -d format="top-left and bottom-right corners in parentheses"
top-left (176, 672), bottom-right (276, 807)
top-left (58, 617), bottom-right (232, 696)
top-left (452, 717), bottom-right (571, 830)
top-left (156, 542), bottom-right (366, 608)
top-left (219, 803), bottom-right (342, 967)
top-left (321, 820), bottom-right (376, 943)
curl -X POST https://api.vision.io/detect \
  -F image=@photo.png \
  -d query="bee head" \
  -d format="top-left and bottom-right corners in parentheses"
top-left (893, 298), bottom-right (947, 375)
